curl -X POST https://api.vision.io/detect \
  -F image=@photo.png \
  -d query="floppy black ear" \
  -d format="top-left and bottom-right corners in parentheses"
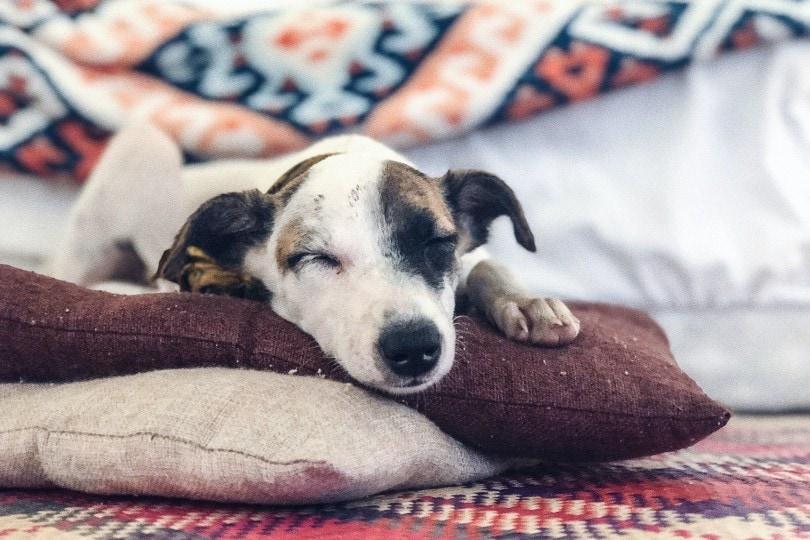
top-left (154, 190), bottom-right (273, 300)
top-left (442, 169), bottom-right (536, 253)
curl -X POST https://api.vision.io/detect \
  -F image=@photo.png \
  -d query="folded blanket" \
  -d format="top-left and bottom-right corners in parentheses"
top-left (2, 0), bottom-right (806, 180)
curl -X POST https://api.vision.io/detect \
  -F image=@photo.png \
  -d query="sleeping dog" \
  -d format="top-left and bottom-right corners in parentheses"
top-left (51, 123), bottom-right (580, 395)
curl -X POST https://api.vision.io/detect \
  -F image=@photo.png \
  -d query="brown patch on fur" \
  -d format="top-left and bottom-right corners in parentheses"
top-left (380, 161), bottom-right (459, 289)
top-left (153, 189), bottom-right (274, 304)
top-left (382, 161), bottom-right (455, 233)
top-left (171, 246), bottom-right (270, 301)
top-left (274, 217), bottom-right (307, 274)
top-left (267, 153), bottom-right (337, 206)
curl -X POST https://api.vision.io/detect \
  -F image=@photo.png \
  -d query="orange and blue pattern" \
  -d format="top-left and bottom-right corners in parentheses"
top-left (0, 1), bottom-right (808, 181)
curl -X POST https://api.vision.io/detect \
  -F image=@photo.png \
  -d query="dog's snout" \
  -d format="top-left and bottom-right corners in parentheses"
top-left (378, 318), bottom-right (441, 378)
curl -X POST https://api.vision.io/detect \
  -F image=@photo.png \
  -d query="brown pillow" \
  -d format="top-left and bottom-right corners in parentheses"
top-left (0, 264), bottom-right (729, 461)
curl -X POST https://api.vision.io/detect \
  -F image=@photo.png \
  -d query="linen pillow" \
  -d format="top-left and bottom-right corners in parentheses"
top-left (0, 264), bottom-right (730, 461)
top-left (0, 368), bottom-right (511, 505)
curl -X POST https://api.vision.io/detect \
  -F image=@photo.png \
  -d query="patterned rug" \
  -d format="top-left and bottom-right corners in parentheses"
top-left (0, 416), bottom-right (807, 539)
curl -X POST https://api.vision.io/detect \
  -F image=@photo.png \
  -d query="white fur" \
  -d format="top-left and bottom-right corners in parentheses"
top-left (245, 153), bottom-right (456, 393)
top-left (50, 123), bottom-right (465, 394)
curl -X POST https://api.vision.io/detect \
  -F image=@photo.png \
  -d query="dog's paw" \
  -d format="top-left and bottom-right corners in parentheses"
top-left (492, 297), bottom-right (580, 346)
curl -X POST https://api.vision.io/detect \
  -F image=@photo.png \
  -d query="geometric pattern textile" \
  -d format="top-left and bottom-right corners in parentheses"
top-left (1, 1), bottom-right (808, 181)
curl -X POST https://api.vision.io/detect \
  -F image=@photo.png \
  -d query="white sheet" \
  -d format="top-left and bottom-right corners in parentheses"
top-left (654, 308), bottom-right (810, 411)
top-left (0, 173), bottom-right (77, 270)
top-left (2, 42), bottom-right (808, 409)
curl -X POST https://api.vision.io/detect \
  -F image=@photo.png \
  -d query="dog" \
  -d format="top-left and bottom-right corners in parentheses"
top-left (50, 123), bottom-right (580, 395)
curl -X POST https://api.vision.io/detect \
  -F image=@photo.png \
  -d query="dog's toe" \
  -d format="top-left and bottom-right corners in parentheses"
top-left (494, 297), bottom-right (580, 347)
top-left (497, 300), bottom-right (530, 342)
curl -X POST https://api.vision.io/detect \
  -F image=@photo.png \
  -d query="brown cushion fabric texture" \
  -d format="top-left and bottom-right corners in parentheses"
top-left (0, 264), bottom-right (729, 461)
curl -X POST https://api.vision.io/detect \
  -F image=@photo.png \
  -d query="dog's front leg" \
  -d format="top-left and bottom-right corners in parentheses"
top-left (460, 253), bottom-right (580, 346)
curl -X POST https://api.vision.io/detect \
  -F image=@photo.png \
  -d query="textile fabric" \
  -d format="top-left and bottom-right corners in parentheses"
top-left (0, 264), bottom-right (729, 462)
top-left (1, 0), bottom-right (807, 180)
top-left (0, 415), bottom-right (806, 539)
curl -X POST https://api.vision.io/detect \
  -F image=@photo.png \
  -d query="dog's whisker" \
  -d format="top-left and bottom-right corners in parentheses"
top-left (414, 390), bottom-right (425, 410)
top-left (455, 337), bottom-right (471, 349)
top-left (438, 370), bottom-right (459, 387)
top-left (454, 328), bottom-right (475, 339)
top-left (454, 334), bottom-right (469, 352)
top-left (325, 358), bottom-right (343, 376)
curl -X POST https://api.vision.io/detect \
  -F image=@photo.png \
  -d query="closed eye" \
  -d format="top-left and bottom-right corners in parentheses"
top-left (287, 251), bottom-right (341, 271)
top-left (424, 234), bottom-right (457, 261)
top-left (425, 234), bottom-right (457, 249)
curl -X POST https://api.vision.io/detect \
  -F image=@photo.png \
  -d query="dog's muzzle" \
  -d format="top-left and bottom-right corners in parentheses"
top-left (378, 318), bottom-right (441, 379)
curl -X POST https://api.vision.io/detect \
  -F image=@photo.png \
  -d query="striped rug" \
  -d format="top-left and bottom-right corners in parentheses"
top-left (0, 415), bottom-right (808, 539)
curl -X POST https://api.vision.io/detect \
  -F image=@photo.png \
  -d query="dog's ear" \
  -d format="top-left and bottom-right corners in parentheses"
top-left (154, 190), bottom-right (274, 301)
top-left (441, 169), bottom-right (535, 253)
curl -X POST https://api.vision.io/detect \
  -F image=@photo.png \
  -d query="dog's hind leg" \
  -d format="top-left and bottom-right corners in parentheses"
top-left (47, 122), bottom-right (186, 286)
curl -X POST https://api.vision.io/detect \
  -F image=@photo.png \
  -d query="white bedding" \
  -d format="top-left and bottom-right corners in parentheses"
top-left (2, 42), bottom-right (809, 410)
top-left (0, 174), bottom-right (77, 271)
top-left (407, 42), bottom-right (810, 410)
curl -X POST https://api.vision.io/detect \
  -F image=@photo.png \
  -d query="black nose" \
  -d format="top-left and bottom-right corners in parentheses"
top-left (378, 318), bottom-right (442, 378)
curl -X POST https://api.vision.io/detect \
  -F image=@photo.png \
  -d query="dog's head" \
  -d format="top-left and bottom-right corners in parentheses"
top-left (156, 154), bottom-right (534, 394)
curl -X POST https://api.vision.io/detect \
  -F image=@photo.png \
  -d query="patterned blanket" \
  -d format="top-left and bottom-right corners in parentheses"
top-left (1, 0), bottom-right (808, 181)
top-left (0, 415), bottom-right (808, 539)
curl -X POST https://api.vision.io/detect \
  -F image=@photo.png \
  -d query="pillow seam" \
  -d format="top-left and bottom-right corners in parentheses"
top-left (1, 315), bottom-right (268, 359)
top-left (0, 426), bottom-right (329, 468)
top-left (414, 393), bottom-right (726, 421)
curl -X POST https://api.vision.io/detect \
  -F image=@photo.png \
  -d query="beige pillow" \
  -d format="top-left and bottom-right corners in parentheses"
top-left (0, 368), bottom-right (511, 505)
